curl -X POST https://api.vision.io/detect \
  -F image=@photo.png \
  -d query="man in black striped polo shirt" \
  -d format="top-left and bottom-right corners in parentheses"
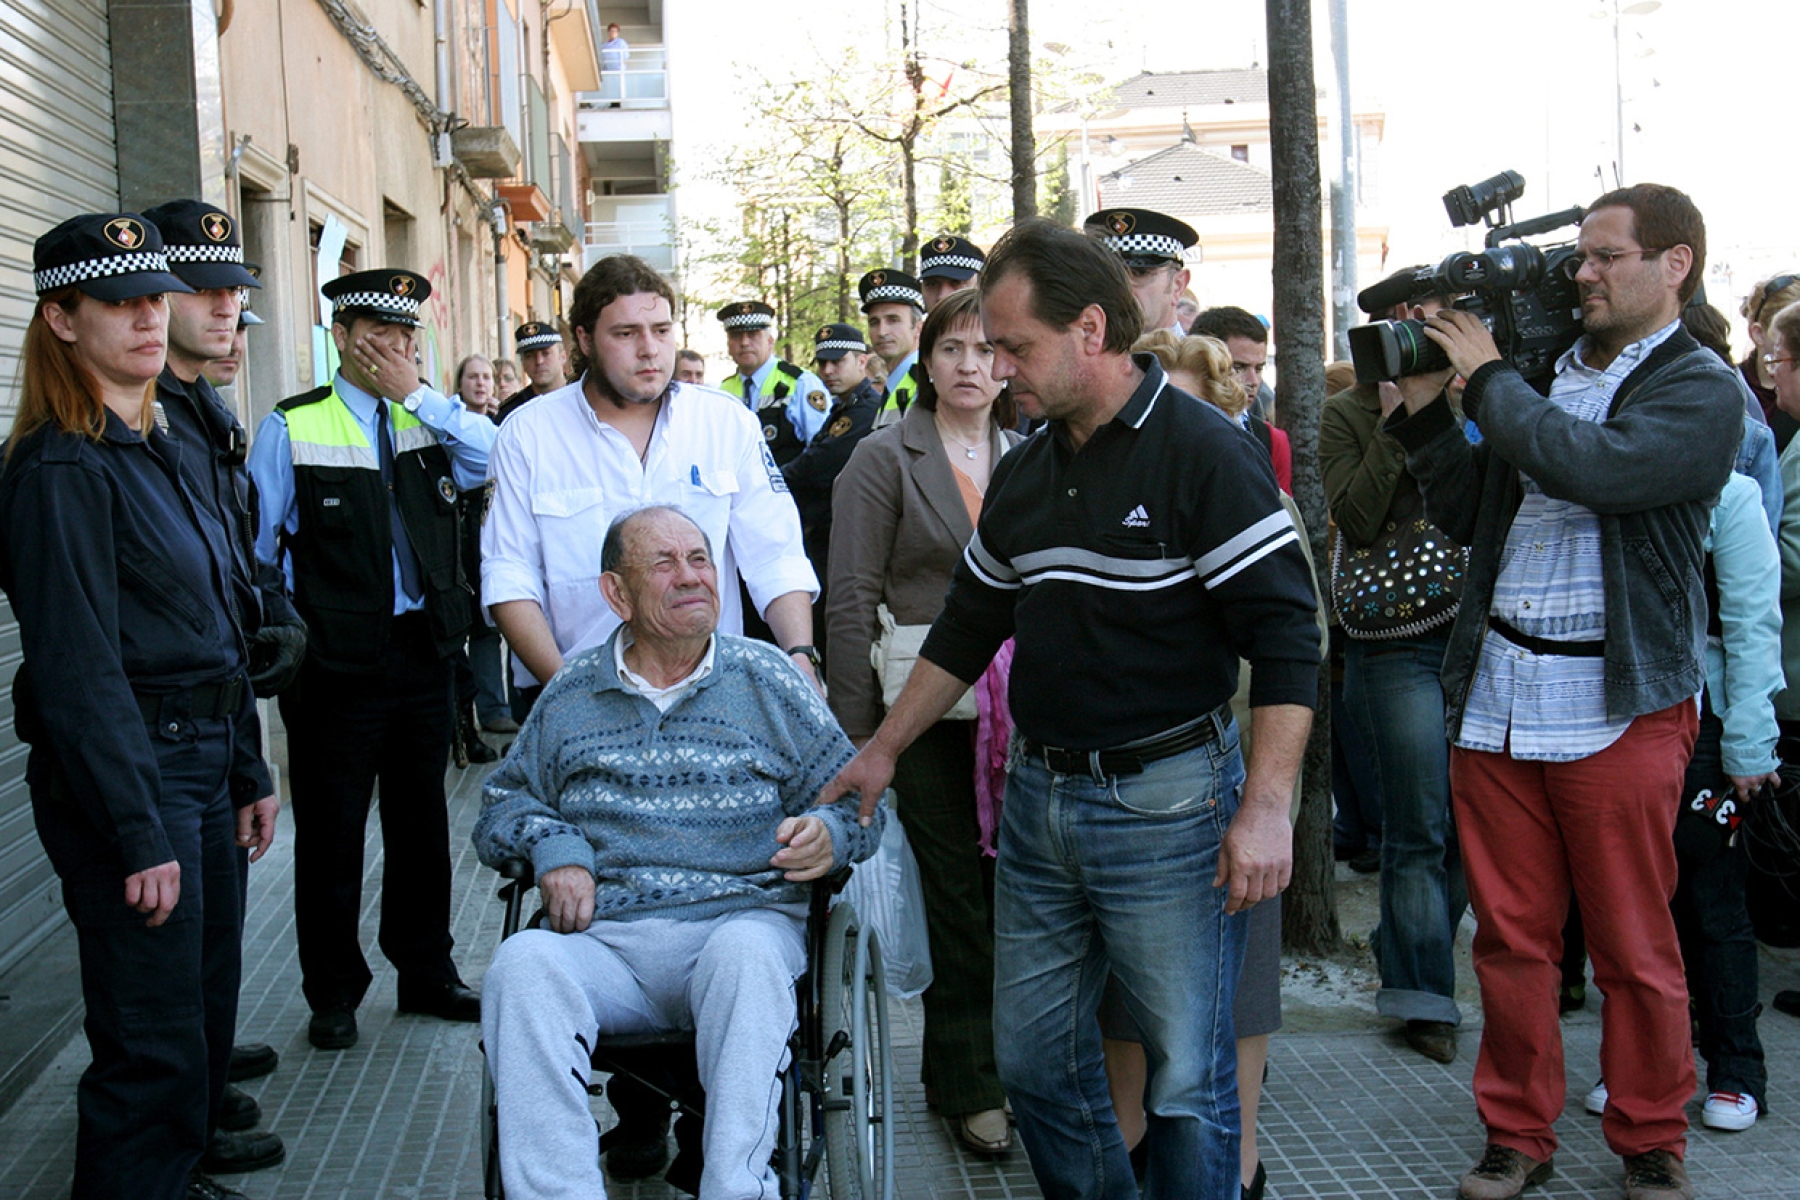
top-left (820, 219), bottom-right (1320, 1200)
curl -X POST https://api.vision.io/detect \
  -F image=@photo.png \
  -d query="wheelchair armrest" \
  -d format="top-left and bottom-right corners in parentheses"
top-left (495, 856), bottom-right (535, 888)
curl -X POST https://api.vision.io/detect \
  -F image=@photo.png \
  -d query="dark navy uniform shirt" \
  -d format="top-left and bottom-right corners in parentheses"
top-left (782, 378), bottom-right (883, 532)
top-left (0, 412), bottom-right (271, 874)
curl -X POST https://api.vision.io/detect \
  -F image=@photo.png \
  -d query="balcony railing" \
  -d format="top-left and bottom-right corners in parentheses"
top-left (584, 218), bottom-right (675, 274)
top-left (578, 46), bottom-right (668, 110)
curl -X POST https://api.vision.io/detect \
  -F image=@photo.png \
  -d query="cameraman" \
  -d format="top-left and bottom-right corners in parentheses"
top-left (1386, 184), bottom-right (1741, 1200)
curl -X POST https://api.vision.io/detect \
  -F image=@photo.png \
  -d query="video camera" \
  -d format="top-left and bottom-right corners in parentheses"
top-left (1348, 171), bottom-right (1585, 393)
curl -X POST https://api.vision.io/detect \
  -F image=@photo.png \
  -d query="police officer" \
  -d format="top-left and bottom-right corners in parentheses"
top-left (495, 320), bottom-right (566, 423)
top-left (860, 268), bottom-right (926, 427)
top-left (140, 200), bottom-right (298, 1181)
top-left (0, 212), bottom-right (277, 1200)
top-left (1083, 208), bottom-right (1198, 337)
top-left (717, 300), bottom-right (828, 464)
top-left (783, 322), bottom-right (883, 656)
top-left (247, 269), bottom-right (496, 1051)
top-left (919, 234), bottom-right (986, 309)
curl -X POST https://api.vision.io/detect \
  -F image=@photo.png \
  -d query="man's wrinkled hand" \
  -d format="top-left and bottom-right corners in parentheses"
top-left (125, 860), bottom-right (181, 927)
top-left (1731, 771), bottom-right (1784, 803)
top-left (815, 746), bottom-right (893, 826)
top-left (1212, 798), bottom-right (1292, 916)
top-left (772, 815), bottom-right (835, 881)
top-left (540, 865), bottom-right (596, 933)
top-left (237, 795), bottom-right (280, 863)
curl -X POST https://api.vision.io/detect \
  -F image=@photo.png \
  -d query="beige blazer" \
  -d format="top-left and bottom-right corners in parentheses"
top-left (825, 401), bottom-right (1021, 737)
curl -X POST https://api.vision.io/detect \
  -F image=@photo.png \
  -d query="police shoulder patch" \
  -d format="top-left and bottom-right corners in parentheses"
top-left (827, 415), bottom-right (852, 438)
top-left (808, 389), bottom-right (828, 412)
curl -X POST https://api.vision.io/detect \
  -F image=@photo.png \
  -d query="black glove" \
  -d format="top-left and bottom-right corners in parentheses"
top-left (247, 621), bottom-right (308, 698)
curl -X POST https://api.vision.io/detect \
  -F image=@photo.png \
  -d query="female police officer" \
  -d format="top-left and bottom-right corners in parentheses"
top-left (0, 213), bottom-right (277, 1200)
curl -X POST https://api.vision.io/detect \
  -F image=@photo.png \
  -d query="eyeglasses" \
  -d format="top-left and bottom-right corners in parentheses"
top-left (1559, 247), bottom-right (1667, 280)
top-left (1763, 353), bottom-right (1797, 371)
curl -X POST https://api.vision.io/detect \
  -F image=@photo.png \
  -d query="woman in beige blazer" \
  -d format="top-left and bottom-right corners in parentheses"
top-left (826, 287), bottom-right (1022, 1156)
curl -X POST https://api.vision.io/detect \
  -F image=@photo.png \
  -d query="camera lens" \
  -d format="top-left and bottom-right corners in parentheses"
top-left (1347, 318), bottom-right (1451, 383)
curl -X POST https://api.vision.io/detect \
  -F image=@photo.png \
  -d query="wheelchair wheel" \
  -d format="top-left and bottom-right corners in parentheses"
top-left (481, 1058), bottom-right (505, 1199)
top-left (819, 900), bottom-right (895, 1199)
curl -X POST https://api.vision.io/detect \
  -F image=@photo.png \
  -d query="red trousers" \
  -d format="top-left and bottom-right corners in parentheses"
top-left (1451, 701), bottom-right (1698, 1162)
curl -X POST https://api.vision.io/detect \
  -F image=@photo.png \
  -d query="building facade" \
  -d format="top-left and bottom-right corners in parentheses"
top-left (0, 0), bottom-right (607, 1075)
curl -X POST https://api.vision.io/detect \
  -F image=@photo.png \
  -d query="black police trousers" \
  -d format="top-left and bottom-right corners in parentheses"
top-left (30, 718), bottom-right (243, 1200)
top-left (280, 611), bottom-right (459, 1012)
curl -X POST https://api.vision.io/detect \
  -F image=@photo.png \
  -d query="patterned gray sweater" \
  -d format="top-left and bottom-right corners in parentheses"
top-left (474, 630), bottom-right (884, 921)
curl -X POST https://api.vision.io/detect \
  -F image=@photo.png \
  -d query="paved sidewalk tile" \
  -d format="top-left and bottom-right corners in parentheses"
top-left (3, 753), bottom-right (1799, 1197)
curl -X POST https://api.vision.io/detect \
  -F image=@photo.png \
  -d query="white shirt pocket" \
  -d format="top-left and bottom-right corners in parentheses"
top-left (530, 486), bottom-right (610, 584)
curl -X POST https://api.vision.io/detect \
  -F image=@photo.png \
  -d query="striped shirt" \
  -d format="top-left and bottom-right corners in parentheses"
top-left (920, 355), bottom-right (1320, 750)
top-left (1457, 320), bottom-right (1680, 761)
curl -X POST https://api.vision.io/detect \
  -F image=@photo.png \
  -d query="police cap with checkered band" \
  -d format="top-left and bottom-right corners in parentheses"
top-left (322, 268), bottom-right (432, 329)
top-left (141, 199), bottom-right (261, 291)
top-left (515, 321), bottom-right (561, 352)
top-left (32, 212), bottom-right (195, 301)
top-left (919, 234), bottom-right (986, 283)
top-left (811, 322), bottom-right (868, 362)
top-left (1082, 208), bottom-right (1198, 269)
top-left (717, 300), bottom-right (776, 331)
top-left (858, 268), bottom-right (924, 314)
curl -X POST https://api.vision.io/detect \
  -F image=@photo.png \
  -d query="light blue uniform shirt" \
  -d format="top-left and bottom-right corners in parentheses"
top-left (738, 356), bottom-right (828, 443)
top-left (248, 372), bottom-right (496, 615)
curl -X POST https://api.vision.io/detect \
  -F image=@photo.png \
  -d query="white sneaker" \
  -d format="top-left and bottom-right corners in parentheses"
top-left (1702, 1091), bottom-right (1758, 1131)
top-left (1584, 1079), bottom-right (1608, 1116)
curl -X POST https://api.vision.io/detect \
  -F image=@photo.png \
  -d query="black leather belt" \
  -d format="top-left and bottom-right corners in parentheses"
top-left (137, 677), bottom-right (245, 726)
top-left (1487, 614), bottom-right (1604, 658)
top-left (1022, 708), bottom-right (1224, 778)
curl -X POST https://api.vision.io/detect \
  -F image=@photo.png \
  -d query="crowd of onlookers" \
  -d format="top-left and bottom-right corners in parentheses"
top-left (10, 183), bottom-right (1800, 1200)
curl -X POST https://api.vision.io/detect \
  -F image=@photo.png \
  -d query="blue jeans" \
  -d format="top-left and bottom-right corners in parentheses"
top-left (1344, 632), bottom-right (1465, 1024)
top-left (993, 714), bottom-right (1247, 1200)
top-left (1330, 627), bottom-right (1383, 853)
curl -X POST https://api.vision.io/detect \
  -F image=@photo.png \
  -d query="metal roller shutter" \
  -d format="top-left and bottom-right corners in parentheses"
top-left (0, 0), bottom-right (118, 974)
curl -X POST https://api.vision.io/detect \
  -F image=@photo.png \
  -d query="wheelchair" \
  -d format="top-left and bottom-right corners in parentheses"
top-left (479, 856), bottom-right (896, 1199)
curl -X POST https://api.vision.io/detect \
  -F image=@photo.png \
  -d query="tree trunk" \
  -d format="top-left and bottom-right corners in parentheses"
top-left (1008, 0), bottom-right (1036, 221)
top-left (1265, 0), bottom-right (1339, 954)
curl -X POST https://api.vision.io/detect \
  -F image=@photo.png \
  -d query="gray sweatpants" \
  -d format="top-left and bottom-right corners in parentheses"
top-left (481, 906), bottom-right (807, 1200)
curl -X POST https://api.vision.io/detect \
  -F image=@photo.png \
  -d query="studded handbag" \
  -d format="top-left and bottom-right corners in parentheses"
top-left (1330, 488), bottom-right (1466, 640)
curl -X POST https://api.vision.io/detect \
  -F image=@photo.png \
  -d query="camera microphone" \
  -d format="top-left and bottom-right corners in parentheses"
top-left (1357, 266), bottom-right (1432, 316)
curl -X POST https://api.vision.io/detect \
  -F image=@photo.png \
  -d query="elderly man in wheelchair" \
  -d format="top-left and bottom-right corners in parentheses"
top-left (473, 504), bottom-right (884, 1200)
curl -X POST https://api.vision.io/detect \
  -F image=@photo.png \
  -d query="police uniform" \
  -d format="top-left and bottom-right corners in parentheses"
top-left (143, 201), bottom-right (309, 705)
top-left (1083, 208), bottom-right (1199, 338)
top-left (919, 233), bottom-right (986, 304)
top-left (495, 320), bottom-right (564, 424)
top-left (247, 269), bottom-right (496, 1045)
top-left (0, 213), bottom-right (272, 1200)
top-left (860, 270), bottom-right (925, 428)
top-left (717, 300), bottom-right (829, 464)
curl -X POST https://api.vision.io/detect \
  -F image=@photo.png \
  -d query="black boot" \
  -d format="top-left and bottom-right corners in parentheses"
top-left (456, 704), bottom-right (497, 766)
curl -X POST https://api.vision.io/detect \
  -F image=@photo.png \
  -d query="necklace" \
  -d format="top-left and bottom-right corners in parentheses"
top-left (939, 424), bottom-right (986, 459)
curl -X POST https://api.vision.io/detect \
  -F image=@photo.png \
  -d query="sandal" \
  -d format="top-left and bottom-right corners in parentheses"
top-left (957, 1109), bottom-right (1012, 1155)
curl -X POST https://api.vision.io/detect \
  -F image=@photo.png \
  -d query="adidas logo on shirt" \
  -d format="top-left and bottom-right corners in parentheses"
top-left (1121, 504), bottom-right (1150, 528)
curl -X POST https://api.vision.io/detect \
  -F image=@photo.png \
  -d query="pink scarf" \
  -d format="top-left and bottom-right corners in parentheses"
top-left (971, 638), bottom-right (1015, 857)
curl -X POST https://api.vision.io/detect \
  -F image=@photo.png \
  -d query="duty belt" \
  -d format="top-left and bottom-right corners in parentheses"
top-left (136, 676), bottom-right (246, 726)
top-left (1021, 706), bottom-right (1226, 778)
top-left (1486, 614), bottom-right (1604, 658)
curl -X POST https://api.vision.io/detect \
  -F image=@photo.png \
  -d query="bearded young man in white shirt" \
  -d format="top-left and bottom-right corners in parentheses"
top-left (482, 254), bottom-right (821, 706)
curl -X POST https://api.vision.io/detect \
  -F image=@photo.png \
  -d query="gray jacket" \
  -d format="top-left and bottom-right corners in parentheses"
top-left (1386, 326), bottom-right (1743, 740)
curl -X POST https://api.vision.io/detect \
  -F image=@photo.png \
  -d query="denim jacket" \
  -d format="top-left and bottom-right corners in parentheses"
top-left (1386, 327), bottom-right (1743, 741)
